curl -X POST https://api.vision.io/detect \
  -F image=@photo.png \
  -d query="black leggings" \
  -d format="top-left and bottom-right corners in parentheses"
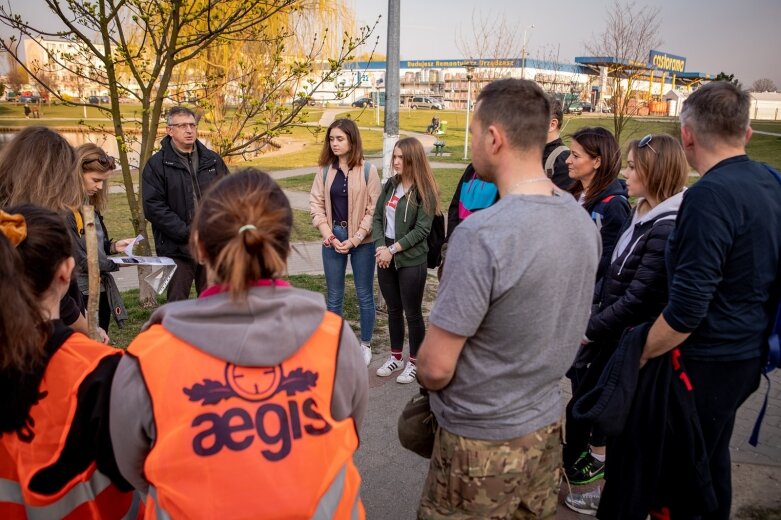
top-left (82, 291), bottom-right (112, 332)
top-left (377, 245), bottom-right (427, 358)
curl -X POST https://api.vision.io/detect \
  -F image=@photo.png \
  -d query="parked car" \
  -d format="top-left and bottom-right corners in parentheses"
top-left (88, 96), bottom-right (100, 104)
top-left (580, 101), bottom-right (593, 112)
top-left (19, 96), bottom-right (40, 103)
top-left (409, 96), bottom-right (444, 110)
top-left (564, 102), bottom-right (583, 115)
top-left (351, 97), bottom-right (374, 108)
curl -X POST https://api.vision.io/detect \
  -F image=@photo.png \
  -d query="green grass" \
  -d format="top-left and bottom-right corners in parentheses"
top-left (292, 209), bottom-right (320, 241)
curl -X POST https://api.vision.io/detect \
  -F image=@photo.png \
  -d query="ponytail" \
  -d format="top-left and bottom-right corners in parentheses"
top-left (192, 169), bottom-right (292, 301)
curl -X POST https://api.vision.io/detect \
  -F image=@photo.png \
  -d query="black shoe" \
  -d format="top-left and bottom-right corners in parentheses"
top-left (566, 453), bottom-right (605, 485)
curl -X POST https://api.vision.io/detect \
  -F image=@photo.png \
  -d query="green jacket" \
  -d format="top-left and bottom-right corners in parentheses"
top-left (373, 175), bottom-right (434, 268)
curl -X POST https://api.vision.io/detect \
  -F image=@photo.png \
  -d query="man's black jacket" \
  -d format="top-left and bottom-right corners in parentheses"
top-left (142, 135), bottom-right (228, 258)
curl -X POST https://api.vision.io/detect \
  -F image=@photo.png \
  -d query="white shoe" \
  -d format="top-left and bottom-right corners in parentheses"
top-left (376, 356), bottom-right (404, 377)
top-left (564, 486), bottom-right (601, 516)
top-left (361, 344), bottom-right (372, 366)
top-left (396, 362), bottom-right (417, 384)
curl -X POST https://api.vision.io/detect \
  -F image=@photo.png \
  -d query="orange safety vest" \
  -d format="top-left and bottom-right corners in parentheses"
top-left (0, 333), bottom-right (142, 519)
top-left (128, 311), bottom-right (364, 520)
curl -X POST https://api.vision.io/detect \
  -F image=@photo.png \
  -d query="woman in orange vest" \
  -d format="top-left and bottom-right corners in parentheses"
top-left (110, 168), bottom-right (368, 519)
top-left (0, 205), bottom-right (140, 519)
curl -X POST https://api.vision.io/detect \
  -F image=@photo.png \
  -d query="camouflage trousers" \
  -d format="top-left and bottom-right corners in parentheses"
top-left (417, 422), bottom-right (562, 520)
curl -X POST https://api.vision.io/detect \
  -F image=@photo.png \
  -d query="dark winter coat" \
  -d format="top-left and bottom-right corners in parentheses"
top-left (584, 179), bottom-right (631, 281)
top-left (142, 136), bottom-right (228, 259)
top-left (587, 192), bottom-right (683, 344)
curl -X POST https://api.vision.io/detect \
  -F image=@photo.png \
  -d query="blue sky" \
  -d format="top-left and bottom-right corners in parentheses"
top-left (6, 0), bottom-right (780, 88)
top-left (350, 0), bottom-right (781, 88)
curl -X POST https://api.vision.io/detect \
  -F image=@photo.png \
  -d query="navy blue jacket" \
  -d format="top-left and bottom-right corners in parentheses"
top-left (585, 179), bottom-right (631, 281)
top-left (663, 156), bottom-right (781, 360)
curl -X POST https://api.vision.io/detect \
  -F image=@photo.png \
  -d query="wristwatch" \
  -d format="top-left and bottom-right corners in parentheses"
top-left (388, 244), bottom-right (398, 255)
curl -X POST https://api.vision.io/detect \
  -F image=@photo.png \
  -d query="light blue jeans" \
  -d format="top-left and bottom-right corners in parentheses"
top-left (322, 225), bottom-right (376, 343)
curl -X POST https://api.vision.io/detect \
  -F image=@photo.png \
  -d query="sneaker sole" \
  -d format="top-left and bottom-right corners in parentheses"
top-left (569, 472), bottom-right (605, 486)
top-left (376, 366), bottom-right (403, 377)
top-left (564, 501), bottom-right (598, 516)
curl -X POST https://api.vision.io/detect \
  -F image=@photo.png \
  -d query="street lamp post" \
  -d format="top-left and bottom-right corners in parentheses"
top-left (462, 64), bottom-right (475, 161)
top-left (521, 24), bottom-right (535, 80)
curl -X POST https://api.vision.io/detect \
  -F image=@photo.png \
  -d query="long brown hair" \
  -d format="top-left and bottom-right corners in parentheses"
top-left (393, 137), bottom-right (440, 216)
top-left (318, 118), bottom-right (364, 170)
top-left (0, 127), bottom-right (82, 210)
top-left (0, 205), bottom-right (73, 372)
top-left (626, 134), bottom-right (688, 213)
top-left (191, 168), bottom-right (292, 301)
top-left (77, 143), bottom-right (115, 212)
top-left (568, 127), bottom-right (621, 207)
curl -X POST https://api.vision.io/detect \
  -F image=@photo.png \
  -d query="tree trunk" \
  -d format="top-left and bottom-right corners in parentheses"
top-left (82, 205), bottom-right (101, 341)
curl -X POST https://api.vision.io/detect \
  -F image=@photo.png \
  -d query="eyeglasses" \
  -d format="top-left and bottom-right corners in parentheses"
top-left (638, 134), bottom-right (657, 154)
top-left (83, 154), bottom-right (116, 170)
top-left (168, 122), bottom-right (198, 130)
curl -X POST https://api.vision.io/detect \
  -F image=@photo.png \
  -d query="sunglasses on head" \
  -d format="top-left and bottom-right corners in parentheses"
top-left (638, 134), bottom-right (657, 154)
top-left (83, 154), bottom-right (116, 170)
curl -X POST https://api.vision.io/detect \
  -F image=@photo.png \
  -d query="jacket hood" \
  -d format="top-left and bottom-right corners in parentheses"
top-left (143, 285), bottom-right (329, 366)
top-left (634, 189), bottom-right (685, 225)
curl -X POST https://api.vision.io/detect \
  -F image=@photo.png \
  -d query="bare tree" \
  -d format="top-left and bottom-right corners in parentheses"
top-left (585, 0), bottom-right (661, 141)
top-left (750, 78), bottom-right (778, 93)
top-left (0, 0), bottom-right (375, 305)
top-left (455, 9), bottom-right (525, 80)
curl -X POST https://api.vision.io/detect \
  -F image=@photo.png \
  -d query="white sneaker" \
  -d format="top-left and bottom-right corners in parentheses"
top-left (564, 486), bottom-right (601, 516)
top-left (376, 356), bottom-right (404, 377)
top-left (396, 362), bottom-right (417, 384)
top-left (361, 344), bottom-right (372, 366)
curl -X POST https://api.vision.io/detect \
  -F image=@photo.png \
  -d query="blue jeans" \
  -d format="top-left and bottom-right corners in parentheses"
top-left (322, 225), bottom-right (376, 343)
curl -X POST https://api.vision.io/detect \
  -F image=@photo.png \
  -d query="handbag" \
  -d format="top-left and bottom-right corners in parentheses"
top-left (397, 391), bottom-right (438, 458)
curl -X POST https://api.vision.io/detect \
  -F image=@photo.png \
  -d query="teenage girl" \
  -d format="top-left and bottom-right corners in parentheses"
top-left (111, 169), bottom-right (368, 518)
top-left (373, 137), bottom-right (440, 384)
top-left (0, 205), bottom-right (138, 519)
top-left (310, 118), bottom-right (381, 366)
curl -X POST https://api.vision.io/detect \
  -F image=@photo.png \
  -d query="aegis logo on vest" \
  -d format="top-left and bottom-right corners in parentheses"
top-left (183, 363), bottom-right (332, 462)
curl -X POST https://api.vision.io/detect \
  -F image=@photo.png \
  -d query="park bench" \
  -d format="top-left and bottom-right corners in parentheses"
top-left (433, 141), bottom-right (446, 156)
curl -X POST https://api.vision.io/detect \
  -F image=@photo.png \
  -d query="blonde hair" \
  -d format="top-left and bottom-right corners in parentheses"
top-left (627, 134), bottom-right (688, 210)
top-left (191, 169), bottom-right (292, 301)
top-left (77, 143), bottom-right (115, 212)
top-left (0, 127), bottom-right (82, 210)
top-left (393, 137), bottom-right (440, 216)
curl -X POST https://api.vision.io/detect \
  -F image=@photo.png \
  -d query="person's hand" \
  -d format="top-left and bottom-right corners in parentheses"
top-left (322, 234), bottom-right (336, 248)
top-left (330, 237), bottom-right (344, 250)
top-left (335, 241), bottom-right (352, 254)
top-left (98, 327), bottom-right (110, 344)
top-left (113, 238), bottom-right (134, 254)
top-left (375, 247), bottom-right (392, 269)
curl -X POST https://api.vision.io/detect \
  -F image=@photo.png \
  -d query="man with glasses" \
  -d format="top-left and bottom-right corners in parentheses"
top-left (143, 106), bottom-right (228, 301)
top-left (639, 81), bottom-right (781, 519)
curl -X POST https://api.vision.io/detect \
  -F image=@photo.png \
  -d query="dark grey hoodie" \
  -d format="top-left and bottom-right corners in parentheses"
top-left (109, 285), bottom-right (368, 492)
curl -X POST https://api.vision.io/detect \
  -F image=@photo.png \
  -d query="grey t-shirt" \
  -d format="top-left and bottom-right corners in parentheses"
top-left (429, 191), bottom-right (601, 440)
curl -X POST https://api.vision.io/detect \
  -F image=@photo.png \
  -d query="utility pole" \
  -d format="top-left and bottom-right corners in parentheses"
top-left (382, 0), bottom-right (400, 182)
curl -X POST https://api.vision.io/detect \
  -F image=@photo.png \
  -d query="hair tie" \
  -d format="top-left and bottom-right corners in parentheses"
top-left (0, 210), bottom-right (27, 247)
top-left (238, 224), bottom-right (257, 234)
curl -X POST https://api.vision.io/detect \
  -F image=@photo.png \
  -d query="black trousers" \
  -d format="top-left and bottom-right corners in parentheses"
top-left (377, 245), bottom-right (427, 358)
top-left (81, 291), bottom-right (112, 332)
top-left (563, 344), bottom-right (611, 468)
top-left (676, 356), bottom-right (761, 520)
top-left (167, 256), bottom-right (207, 302)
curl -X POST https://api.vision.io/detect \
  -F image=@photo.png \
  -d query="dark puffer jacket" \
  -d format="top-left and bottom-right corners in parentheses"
top-left (585, 179), bottom-right (631, 281)
top-left (142, 136), bottom-right (228, 258)
top-left (587, 191), bottom-right (684, 344)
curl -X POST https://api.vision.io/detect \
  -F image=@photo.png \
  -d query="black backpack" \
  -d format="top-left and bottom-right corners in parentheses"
top-left (427, 214), bottom-right (446, 269)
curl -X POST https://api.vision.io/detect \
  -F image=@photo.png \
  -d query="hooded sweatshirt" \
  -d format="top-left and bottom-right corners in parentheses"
top-left (587, 191), bottom-right (684, 345)
top-left (109, 284), bottom-right (368, 492)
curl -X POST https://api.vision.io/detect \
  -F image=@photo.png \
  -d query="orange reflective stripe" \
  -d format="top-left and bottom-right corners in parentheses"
top-left (131, 311), bottom-right (364, 519)
top-left (0, 334), bottom-right (137, 519)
